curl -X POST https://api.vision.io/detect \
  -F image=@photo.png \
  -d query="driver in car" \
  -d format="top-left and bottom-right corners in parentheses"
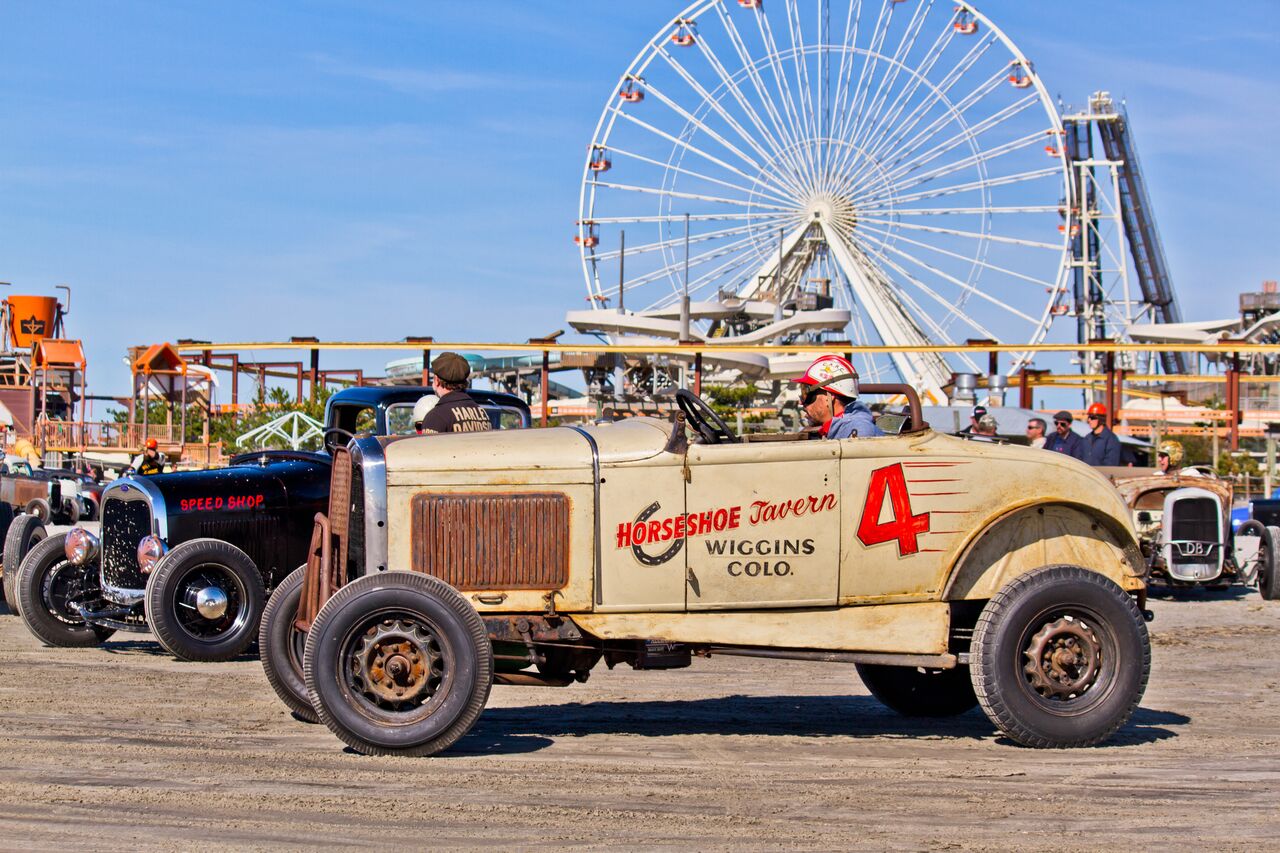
top-left (795, 355), bottom-right (884, 439)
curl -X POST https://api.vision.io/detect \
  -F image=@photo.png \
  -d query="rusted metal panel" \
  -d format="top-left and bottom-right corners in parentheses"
top-left (329, 447), bottom-right (352, 577)
top-left (411, 492), bottom-right (569, 590)
top-left (295, 450), bottom-right (354, 630)
top-left (295, 514), bottom-right (330, 632)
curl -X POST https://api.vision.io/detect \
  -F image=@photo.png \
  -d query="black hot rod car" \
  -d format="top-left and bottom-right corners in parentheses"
top-left (8, 386), bottom-right (530, 661)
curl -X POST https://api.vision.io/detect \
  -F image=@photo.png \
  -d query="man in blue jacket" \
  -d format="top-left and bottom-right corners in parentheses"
top-left (1082, 402), bottom-right (1122, 466)
top-left (1043, 410), bottom-right (1085, 460)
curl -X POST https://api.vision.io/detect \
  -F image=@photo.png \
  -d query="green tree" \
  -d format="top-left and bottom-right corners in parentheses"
top-left (703, 383), bottom-right (762, 422)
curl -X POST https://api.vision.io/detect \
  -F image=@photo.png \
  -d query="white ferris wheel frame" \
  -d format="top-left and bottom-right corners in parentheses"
top-left (576, 0), bottom-right (1076, 397)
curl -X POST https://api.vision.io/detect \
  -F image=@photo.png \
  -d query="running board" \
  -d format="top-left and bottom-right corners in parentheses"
top-left (706, 646), bottom-right (958, 669)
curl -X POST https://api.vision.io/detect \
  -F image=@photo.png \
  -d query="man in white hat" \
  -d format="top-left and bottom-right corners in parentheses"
top-left (794, 355), bottom-right (884, 439)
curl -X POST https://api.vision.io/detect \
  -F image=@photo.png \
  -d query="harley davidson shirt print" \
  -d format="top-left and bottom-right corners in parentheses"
top-left (418, 391), bottom-right (493, 434)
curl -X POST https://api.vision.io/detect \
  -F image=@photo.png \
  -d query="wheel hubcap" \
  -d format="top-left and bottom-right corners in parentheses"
top-left (1023, 616), bottom-right (1102, 699)
top-left (351, 619), bottom-right (443, 707)
top-left (173, 565), bottom-right (247, 639)
top-left (195, 586), bottom-right (229, 619)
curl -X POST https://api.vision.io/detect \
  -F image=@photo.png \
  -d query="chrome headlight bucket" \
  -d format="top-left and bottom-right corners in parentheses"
top-left (137, 535), bottom-right (168, 574)
top-left (64, 527), bottom-right (100, 566)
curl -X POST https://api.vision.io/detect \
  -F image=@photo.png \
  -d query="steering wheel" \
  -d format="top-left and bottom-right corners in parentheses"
top-left (322, 426), bottom-right (356, 450)
top-left (675, 389), bottom-right (738, 445)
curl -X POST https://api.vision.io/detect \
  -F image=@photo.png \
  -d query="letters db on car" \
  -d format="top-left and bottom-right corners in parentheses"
top-left (276, 388), bottom-right (1154, 757)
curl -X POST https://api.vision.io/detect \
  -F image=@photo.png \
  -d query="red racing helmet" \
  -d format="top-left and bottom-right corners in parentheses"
top-left (794, 355), bottom-right (859, 400)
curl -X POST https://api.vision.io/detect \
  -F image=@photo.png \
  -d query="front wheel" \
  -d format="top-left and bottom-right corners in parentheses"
top-left (15, 533), bottom-right (114, 647)
top-left (24, 498), bottom-right (50, 524)
top-left (1261, 526), bottom-right (1280, 601)
top-left (145, 538), bottom-right (266, 662)
top-left (970, 565), bottom-right (1150, 748)
top-left (856, 663), bottom-right (978, 717)
top-left (304, 572), bottom-right (493, 756)
top-left (259, 565), bottom-right (317, 722)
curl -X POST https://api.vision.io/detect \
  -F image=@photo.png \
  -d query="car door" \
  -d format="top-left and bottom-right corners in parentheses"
top-left (837, 436), bottom-right (966, 601)
top-left (596, 454), bottom-right (689, 612)
top-left (684, 440), bottom-right (841, 609)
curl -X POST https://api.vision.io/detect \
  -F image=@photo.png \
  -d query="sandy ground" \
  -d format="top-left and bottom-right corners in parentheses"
top-left (0, 589), bottom-right (1277, 852)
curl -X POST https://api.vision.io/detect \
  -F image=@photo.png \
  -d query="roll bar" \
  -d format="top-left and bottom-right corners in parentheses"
top-left (858, 384), bottom-right (928, 432)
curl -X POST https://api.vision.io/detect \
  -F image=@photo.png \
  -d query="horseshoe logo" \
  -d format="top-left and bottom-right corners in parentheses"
top-left (631, 500), bottom-right (684, 566)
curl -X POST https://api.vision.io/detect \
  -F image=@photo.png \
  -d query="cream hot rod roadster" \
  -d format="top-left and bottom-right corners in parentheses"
top-left (261, 387), bottom-right (1153, 755)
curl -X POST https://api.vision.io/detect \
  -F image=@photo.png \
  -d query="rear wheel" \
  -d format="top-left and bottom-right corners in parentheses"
top-left (145, 538), bottom-right (266, 662)
top-left (856, 663), bottom-right (978, 717)
top-left (3, 513), bottom-right (46, 611)
top-left (15, 533), bottom-right (114, 647)
top-left (970, 565), bottom-right (1149, 748)
top-left (259, 565), bottom-right (317, 722)
top-left (304, 572), bottom-right (492, 756)
top-left (65, 499), bottom-right (81, 526)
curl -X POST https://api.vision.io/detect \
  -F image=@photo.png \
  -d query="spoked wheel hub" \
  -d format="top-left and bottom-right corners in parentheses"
top-left (351, 619), bottom-right (443, 708)
top-left (1023, 615), bottom-right (1101, 700)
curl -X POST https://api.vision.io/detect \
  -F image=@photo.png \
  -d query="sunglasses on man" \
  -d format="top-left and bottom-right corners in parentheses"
top-left (802, 387), bottom-right (826, 406)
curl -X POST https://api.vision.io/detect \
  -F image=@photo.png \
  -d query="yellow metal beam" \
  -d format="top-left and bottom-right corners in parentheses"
top-left (171, 340), bottom-right (1280, 356)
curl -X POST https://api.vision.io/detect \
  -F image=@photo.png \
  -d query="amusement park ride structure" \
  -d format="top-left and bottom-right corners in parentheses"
top-left (566, 0), bottom-right (1186, 404)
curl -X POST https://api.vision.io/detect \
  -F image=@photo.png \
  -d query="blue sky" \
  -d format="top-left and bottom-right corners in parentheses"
top-left (1, 1), bottom-right (1276, 403)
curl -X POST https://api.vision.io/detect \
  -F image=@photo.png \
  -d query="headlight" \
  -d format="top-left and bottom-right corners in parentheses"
top-left (137, 535), bottom-right (168, 574)
top-left (64, 528), bottom-right (100, 565)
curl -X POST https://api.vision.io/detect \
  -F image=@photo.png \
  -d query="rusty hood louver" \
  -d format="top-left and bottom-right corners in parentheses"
top-left (410, 492), bottom-right (569, 590)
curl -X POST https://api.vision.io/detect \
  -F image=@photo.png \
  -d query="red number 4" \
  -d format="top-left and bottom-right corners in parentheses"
top-left (857, 463), bottom-right (930, 556)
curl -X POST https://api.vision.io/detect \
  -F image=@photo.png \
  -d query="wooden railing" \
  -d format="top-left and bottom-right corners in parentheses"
top-left (34, 419), bottom-right (225, 467)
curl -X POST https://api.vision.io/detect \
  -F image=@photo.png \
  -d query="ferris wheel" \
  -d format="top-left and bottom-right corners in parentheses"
top-left (576, 0), bottom-right (1073, 398)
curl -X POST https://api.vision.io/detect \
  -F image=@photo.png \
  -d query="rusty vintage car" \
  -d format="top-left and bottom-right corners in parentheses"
top-left (1109, 468), bottom-right (1279, 598)
top-left (261, 387), bottom-right (1155, 755)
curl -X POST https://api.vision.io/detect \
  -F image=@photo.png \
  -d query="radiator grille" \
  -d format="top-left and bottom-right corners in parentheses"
top-left (101, 497), bottom-right (151, 591)
top-left (297, 447), bottom-right (353, 630)
top-left (411, 492), bottom-right (569, 590)
top-left (1170, 497), bottom-right (1219, 565)
top-left (330, 447), bottom-right (352, 577)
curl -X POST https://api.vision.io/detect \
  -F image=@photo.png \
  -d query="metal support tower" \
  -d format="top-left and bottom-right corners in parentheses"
top-left (1062, 92), bottom-right (1188, 376)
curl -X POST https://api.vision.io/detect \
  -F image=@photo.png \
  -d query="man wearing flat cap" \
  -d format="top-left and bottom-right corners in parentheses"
top-left (416, 352), bottom-right (493, 435)
top-left (1042, 409), bottom-right (1085, 460)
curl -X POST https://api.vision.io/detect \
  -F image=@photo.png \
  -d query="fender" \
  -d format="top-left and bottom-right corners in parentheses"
top-left (943, 501), bottom-right (1145, 603)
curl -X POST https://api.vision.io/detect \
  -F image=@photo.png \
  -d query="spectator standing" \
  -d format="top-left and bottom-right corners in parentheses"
top-left (1082, 403), bottom-right (1121, 466)
top-left (1043, 410), bottom-right (1086, 460)
top-left (970, 413), bottom-right (999, 442)
top-left (1025, 417), bottom-right (1047, 449)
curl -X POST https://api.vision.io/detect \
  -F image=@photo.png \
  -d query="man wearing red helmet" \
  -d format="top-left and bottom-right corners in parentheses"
top-left (131, 437), bottom-right (166, 476)
top-left (794, 355), bottom-right (884, 439)
top-left (1082, 402), bottom-right (1121, 466)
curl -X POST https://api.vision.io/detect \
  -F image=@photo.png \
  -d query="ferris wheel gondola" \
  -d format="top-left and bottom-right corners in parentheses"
top-left (575, 0), bottom-right (1073, 400)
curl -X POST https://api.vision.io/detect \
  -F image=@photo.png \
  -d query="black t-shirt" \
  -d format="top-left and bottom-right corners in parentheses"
top-left (137, 453), bottom-right (165, 475)
top-left (419, 391), bottom-right (493, 434)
